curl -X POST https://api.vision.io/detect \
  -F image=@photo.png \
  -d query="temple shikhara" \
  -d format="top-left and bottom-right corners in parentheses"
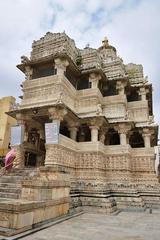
top-left (0, 32), bottom-right (159, 236)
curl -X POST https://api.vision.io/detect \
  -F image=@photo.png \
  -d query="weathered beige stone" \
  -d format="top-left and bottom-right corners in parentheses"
top-left (1, 32), bottom-right (159, 236)
top-left (0, 96), bottom-right (17, 156)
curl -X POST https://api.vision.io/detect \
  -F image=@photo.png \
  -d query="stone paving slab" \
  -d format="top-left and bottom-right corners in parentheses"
top-left (20, 211), bottom-right (160, 240)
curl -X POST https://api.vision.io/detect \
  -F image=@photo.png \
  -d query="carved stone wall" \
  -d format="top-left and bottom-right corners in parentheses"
top-left (44, 136), bottom-right (159, 210)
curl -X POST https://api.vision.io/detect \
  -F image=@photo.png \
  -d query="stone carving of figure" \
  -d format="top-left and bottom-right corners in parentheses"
top-left (96, 103), bottom-right (103, 115)
top-left (148, 115), bottom-right (154, 124)
top-left (56, 92), bottom-right (63, 104)
top-left (25, 66), bottom-right (33, 80)
top-left (21, 55), bottom-right (30, 64)
top-left (124, 110), bottom-right (130, 120)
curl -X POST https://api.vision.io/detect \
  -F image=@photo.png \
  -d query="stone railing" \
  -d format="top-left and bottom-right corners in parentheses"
top-left (22, 75), bottom-right (61, 90)
top-left (20, 74), bottom-right (76, 109)
top-left (131, 147), bottom-right (154, 156)
top-left (128, 100), bottom-right (149, 122)
top-left (47, 135), bottom-right (156, 174)
top-left (20, 74), bottom-right (149, 123)
top-left (103, 95), bottom-right (127, 120)
top-left (59, 134), bottom-right (78, 151)
top-left (76, 88), bottom-right (103, 116)
top-left (59, 135), bottom-right (155, 155)
top-left (104, 144), bottom-right (131, 155)
top-left (78, 141), bottom-right (104, 152)
top-left (20, 75), bottom-right (103, 117)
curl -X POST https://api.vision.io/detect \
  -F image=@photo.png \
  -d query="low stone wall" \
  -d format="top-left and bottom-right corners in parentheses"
top-left (0, 198), bottom-right (69, 231)
top-left (0, 167), bottom-right (70, 236)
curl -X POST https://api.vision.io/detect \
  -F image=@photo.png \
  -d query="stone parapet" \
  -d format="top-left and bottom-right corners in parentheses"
top-left (128, 100), bottom-right (149, 122)
top-left (20, 73), bottom-right (150, 124)
top-left (45, 135), bottom-right (156, 177)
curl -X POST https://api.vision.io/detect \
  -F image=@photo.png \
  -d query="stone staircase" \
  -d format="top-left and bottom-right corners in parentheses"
top-left (0, 168), bottom-right (38, 200)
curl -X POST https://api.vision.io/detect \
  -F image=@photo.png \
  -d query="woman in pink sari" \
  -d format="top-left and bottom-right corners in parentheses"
top-left (5, 148), bottom-right (16, 171)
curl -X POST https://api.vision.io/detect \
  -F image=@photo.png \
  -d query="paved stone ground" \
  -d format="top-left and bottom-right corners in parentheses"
top-left (21, 211), bottom-right (160, 240)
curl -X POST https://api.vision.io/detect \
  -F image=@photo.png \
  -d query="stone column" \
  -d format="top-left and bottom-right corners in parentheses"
top-left (89, 73), bottom-right (101, 89)
top-left (38, 128), bottom-right (45, 140)
top-left (24, 66), bottom-right (33, 80)
top-left (89, 118), bottom-right (103, 142)
top-left (12, 113), bottom-right (26, 168)
top-left (13, 145), bottom-right (25, 168)
top-left (99, 127), bottom-right (108, 144)
top-left (45, 106), bottom-right (67, 166)
top-left (116, 80), bottom-right (126, 95)
top-left (142, 128), bottom-right (152, 148)
top-left (68, 127), bottom-right (78, 141)
top-left (139, 87), bottom-right (147, 101)
top-left (114, 123), bottom-right (131, 145)
top-left (90, 126), bottom-right (99, 142)
top-left (99, 133), bottom-right (105, 144)
top-left (54, 58), bottom-right (69, 75)
top-left (16, 113), bottom-right (31, 142)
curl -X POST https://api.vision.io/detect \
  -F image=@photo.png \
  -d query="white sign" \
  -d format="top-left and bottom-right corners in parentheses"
top-left (11, 125), bottom-right (24, 146)
top-left (45, 121), bottom-right (60, 144)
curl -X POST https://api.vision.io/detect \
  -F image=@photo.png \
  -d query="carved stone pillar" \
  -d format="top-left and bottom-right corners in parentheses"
top-left (24, 66), bottom-right (33, 80)
top-left (99, 127), bottom-right (108, 144)
top-left (142, 128), bottom-right (152, 148)
top-left (114, 123), bottom-right (132, 145)
top-left (89, 118), bottom-right (103, 142)
top-left (89, 73), bottom-right (101, 89)
top-left (45, 107), bottom-right (67, 166)
top-left (90, 126), bottom-right (99, 142)
top-left (12, 113), bottom-right (27, 168)
top-left (116, 80), bottom-right (126, 95)
top-left (13, 145), bottom-right (25, 168)
top-left (139, 87), bottom-right (148, 101)
top-left (69, 127), bottom-right (78, 141)
top-left (38, 128), bottom-right (45, 140)
top-left (99, 133), bottom-right (105, 144)
top-left (54, 58), bottom-right (69, 75)
top-left (16, 113), bottom-right (29, 142)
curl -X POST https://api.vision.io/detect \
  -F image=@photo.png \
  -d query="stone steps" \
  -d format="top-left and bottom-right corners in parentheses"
top-left (0, 182), bottom-right (21, 188)
top-left (0, 176), bottom-right (23, 183)
top-left (0, 168), bottom-right (39, 200)
top-left (0, 192), bottom-right (19, 199)
top-left (0, 187), bottom-right (21, 194)
top-left (8, 169), bottom-right (35, 176)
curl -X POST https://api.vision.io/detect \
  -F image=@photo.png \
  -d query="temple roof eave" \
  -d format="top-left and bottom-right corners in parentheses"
top-left (17, 52), bottom-right (81, 75)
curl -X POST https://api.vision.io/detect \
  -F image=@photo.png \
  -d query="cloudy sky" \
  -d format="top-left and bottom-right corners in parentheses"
top-left (0, 0), bottom-right (159, 126)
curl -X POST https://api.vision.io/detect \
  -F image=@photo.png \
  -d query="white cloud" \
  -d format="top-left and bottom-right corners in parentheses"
top-left (0, 0), bottom-right (159, 126)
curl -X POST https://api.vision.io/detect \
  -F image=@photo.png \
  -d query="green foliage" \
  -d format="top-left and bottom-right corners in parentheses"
top-left (76, 55), bottom-right (82, 66)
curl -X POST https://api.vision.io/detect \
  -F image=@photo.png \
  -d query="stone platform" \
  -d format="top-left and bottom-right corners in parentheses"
top-left (0, 167), bottom-right (70, 236)
top-left (13, 211), bottom-right (160, 240)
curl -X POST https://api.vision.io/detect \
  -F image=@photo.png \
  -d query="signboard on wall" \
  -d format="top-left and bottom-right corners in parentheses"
top-left (45, 121), bottom-right (60, 144)
top-left (11, 125), bottom-right (24, 146)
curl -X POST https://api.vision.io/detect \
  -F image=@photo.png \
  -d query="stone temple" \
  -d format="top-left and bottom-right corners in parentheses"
top-left (0, 32), bottom-right (159, 236)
